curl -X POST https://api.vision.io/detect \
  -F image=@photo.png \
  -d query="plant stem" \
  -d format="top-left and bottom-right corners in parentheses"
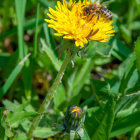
top-left (27, 51), bottom-right (71, 138)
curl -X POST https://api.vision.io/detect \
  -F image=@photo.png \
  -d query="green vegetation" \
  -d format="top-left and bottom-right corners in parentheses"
top-left (0, 0), bottom-right (140, 139)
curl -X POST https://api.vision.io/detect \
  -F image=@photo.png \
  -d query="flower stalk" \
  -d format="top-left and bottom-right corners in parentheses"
top-left (27, 50), bottom-right (72, 138)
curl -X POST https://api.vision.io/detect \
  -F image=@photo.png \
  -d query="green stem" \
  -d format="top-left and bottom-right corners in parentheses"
top-left (27, 51), bottom-right (71, 138)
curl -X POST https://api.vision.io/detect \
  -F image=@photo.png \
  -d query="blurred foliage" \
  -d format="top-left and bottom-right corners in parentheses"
top-left (0, 0), bottom-right (140, 139)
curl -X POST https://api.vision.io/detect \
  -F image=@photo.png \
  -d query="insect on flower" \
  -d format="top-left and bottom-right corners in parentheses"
top-left (83, 3), bottom-right (112, 20)
top-left (45, 0), bottom-right (115, 47)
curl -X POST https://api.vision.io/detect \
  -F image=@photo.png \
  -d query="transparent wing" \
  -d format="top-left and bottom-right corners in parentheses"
top-left (100, 0), bottom-right (116, 6)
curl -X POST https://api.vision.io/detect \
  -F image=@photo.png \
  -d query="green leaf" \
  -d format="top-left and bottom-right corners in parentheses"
top-left (135, 36), bottom-right (140, 74)
top-left (3, 99), bottom-right (31, 113)
top-left (43, 23), bottom-right (51, 48)
top-left (96, 42), bottom-right (113, 57)
top-left (71, 58), bottom-right (94, 98)
top-left (15, 0), bottom-right (26, 60)
top-left (33, 3), bottom-right (40, 58)
top-left (111, 37), bottom-right (132, 61)
top-left (82, 128), bottom-right (90, 140)
top-left (0, 54), bottom-right (31, 100)
top-left (0, 108), bottom-right (6, 140)
top-left (22, 64), bottom-right (32, 100)
top-left (22, 44), bottom-right (31, 100)
top-left (3, 99), bottom-right (37, 128)
top-left (43, 23), bottom-right (57, 52)
top-left (115, 92), bottom-right (140, 115)
top-left (115, 53), bottom-right (139, 94)
top-left (77, 128), bottom-right (84, 138)
top-left (125, 69), bottom-right (139, 93)
top-left (3, 100), bottom-right (20, 112)
top-left (129, 21), bottom-right (140, 30)
top-left (70, 130), bottom-right (76, 140)
top-left (91, 79), bottom-right (111, 98)
top-left (133, 127), bottom-right (140, 139)
top-left (91, 98), bottom-right (115, 140)
top-left (34, 127), bottom-right (58, 138)
top-left (14, 133), bottom-right (27, 140)
top-left (40, 39), bottom-right (62, 71)
top-left (0, 108), bottom-right (13, 138)
top-left (111, 110), bottom-right (140, 137)
top-left (54, 84), bottom-right (66, 109)
top-left (119, 54), bottom-right (136, 94)
top-left (67, 68), bottom-right (77, 100)
top-left (120, 25), bottom-right (132, 43)
top-left (128, 5), bottom-right (135, 24)
top-left (84, 106), bottom-right (103, 138)
top-left (135, 0), bottom-right (140, 14)
top-left (84, 98), bottom-right (115, 140)
top-left (7, 111), bottom-right (37, 128)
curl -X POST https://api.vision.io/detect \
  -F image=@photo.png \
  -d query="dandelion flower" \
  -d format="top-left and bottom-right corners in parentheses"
top-left (45, 0), bottom-right (115, 47)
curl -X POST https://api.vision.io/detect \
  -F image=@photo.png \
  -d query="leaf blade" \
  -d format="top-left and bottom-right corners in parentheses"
top-left (91, 98), bottom-right (115, 140)
top-left (0, 54), bottom-right (31, 100)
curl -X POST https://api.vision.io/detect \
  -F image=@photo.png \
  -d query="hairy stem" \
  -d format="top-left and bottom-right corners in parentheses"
top-left (27, 51), bottom-right (71, 138)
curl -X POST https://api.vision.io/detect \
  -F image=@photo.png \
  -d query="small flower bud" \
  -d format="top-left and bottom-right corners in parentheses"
top-left (63, 105), bottom-right (85, 132)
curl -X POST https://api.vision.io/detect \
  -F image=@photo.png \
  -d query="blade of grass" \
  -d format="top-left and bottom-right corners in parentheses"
top-left (15, 0), bottom-right (33, 100)
top-left (43, 23), bottom-right (51, 47)
top-left (24, 3), bottom-right (40, 100)
top-left (33, 3), bottom-right (40, 58)
top-left (0, 53), bottom-right (31, 100)
top-left (15, 0), bottom-right (26, 60)
top-left (43, 23), bottom-right (57, 53)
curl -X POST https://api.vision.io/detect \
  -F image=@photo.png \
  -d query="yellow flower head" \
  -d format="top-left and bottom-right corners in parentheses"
top-left (45, 0), bottom-right (115, 47)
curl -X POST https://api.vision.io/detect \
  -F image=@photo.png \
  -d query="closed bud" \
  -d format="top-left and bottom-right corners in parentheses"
top-left (63, 105), bottom-right (85, 132)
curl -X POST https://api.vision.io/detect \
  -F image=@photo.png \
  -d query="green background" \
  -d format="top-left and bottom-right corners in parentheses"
top-left (0, 0), bottom-right (140, 139)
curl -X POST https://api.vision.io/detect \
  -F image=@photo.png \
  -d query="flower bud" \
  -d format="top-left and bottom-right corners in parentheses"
top-left (63, 105), bottom-right (85, 132)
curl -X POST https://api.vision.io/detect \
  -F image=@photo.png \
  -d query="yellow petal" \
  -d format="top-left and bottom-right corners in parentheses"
top-left (44, 0), bottom-right (115, 47)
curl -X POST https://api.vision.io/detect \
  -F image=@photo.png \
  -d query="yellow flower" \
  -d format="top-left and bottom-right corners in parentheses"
top-left (45, 0), bottom-right (115, 47)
